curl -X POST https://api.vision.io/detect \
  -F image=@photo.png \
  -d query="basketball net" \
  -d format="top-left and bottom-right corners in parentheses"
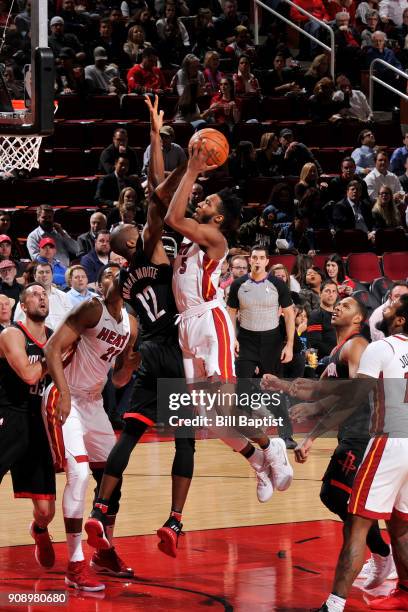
top-left (0, 134), bottom-right (43, 173)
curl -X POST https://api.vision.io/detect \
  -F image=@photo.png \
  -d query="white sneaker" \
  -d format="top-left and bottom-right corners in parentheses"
top-left (356, 557), bottom-right (373, 580)
top-left (264, 438), bottom-right (294, 491)
top-left (363, 553), bottom-right (396, 589)
top-left (255, 468), bottom-right (274, 503)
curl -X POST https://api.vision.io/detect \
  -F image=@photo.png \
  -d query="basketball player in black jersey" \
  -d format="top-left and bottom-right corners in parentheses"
top-left (85, 96), bottom-right (194, 558)
top-left (0, 282), bottom-right (56, 569)
top-left (263, 296), bottom-right (395, 593)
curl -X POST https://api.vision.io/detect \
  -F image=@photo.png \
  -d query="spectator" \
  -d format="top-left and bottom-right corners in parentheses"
top-left (58, 0), bottom-right (89, 43)
top-left (127, 47), bottom-right (167, 94)
top-left (356, 0), bottom-right (380, 25)
top-left (278, 128), bottom-right (322, 176)
top-left (170, 53), bottom-right (206, 97)
top-left (256, 132), bottom-right (281, 177)
top-left (298, 185), bottom-right (329, 229)
top-left (26, 205), bottom-right (77, 268)
top-left (291, 253), bottom-right (314, 291)
top-left (324, 253), bottom-right (356, 297)
top-left (36, 237), bottom-right (67, 289)
top-left (228, 141), bottom-right (259, 187)
top-left (266, 54), bottom-right (302, 96)
top-left (156, 2), bottom-right (190, 48)
top-left (174, 81), bottom-right (206, 125)
top-left (77, 212), bottom-right (107, 258)
top-left (48, 16), bottom-right (84, 60)
top-left (303, 54), bottom-right (331, 94)
top-left (214, 0), bottom-right (250, 48)
top-left (309, 77), bottom-right (348, 123)
top-left (238, 210), bottom-right (277, 254)
top-left (223, 254), bottom-right (249, 299)
top-left (0, 213), bottom-right (11, 238)
top-left (142, 125), bottom-right (187, 176)
top-left (203, 50), bottom-right (224, 95)
top-left (132, 8), bottom-right (159, 46)
top-left (190, 9), bottom-right (217, 61)
top-left (371, 185), bottom-right (403, 228)
top-left (379, 0), bottom-right (408, 26)
top-left (0, 234), bottom-right (23, 275)
top-left (65, 265), bottom-right (95, 306)
top-left (225, 26), bottom-right (256, 63)
top-left (361, 9), bottom-right (381, 47)
top-left (290, 0), bottom-right (330, 58)
top-left (95, 157), bottom-right (144, 208)
top-left (390, 132), bottom-right (408, 176)
top-left (14, 262), bottom-right (72, 330)
top-left (395, 7), bottom-right (408, 47)
top-left (365, 31), bottom-right (403, 108)
top-left (123, 25), bottom-right (152, 65)
top-left (186, 182), bottom-right (204, 217)
top-left (351, 128), bottom-right (376, 175)
top-left (108, 186), bottom-right (145, 228)
top-left (263, 182), bottom-right (295, 222)
top-left (98, 128), bottom-right (140, 176)
top-left (15, 0), bottom-right (31, 34)
top-left (333, 75), bottom-right (373, 122)
top-left (332, 180), bottom-right (374, 231)
top-left (306, 280), bottom-right (338, 359)
top-left (333, 11), bottom-right (361, 81)
top-left (327, 157), bottom-right (370, 202)
top-left (364, 150), bottom-right (404, 201)
top-left (90, 17), bottom-right (125, 65)
top-left (277, 208), bottom-right (315, 254)
top-left (300, 265), bottom-right (325, 311)
top-left (201, 77), bottom-right (240, 132)
top-left (0, 294), bottom-right (13, 330)
top-left (233, 54), bottom-right (261, 95)
top-left (295, 304), bottom-right (309, 347)
top-left (80, 230), bottom-right (111, 286)
top-left (369, 281), bottom-right (408, 340)
top-left (55, 47), bottom-right (84, 96)
top-left (84, 46), bottom-right (125, 95)
top-left (0, 260), bottom-right (21, 313)
top-left (399, 156), bottom-right (408, 192)
top-left (4, 66), bottom-right (24, 100)
top-left (295, 162), bottom-right (324, 201)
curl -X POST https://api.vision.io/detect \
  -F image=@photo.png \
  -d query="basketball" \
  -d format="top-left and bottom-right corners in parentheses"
top-left (188, 128), bottom-right (229, 167)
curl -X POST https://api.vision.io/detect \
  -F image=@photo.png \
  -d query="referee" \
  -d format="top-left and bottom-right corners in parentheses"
top-left (227, 245), bottom-right (296, 445)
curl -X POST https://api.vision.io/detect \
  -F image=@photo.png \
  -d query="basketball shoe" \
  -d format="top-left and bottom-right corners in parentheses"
top-left (363, 553), bottom-right (397, 589)
top-left (369, 587), bottom-right (408, 609)
top-left (264, 438), bottom-right (294, 491)
top-left (29, 521), bottom-right (55, 569)
top-left (90, 547), bottom-right (134, 578)
top-left (65, 560), bottom-right (105, 592)
top-left (157, 516), bottom-right (184, 557)
top-left (255, 467), bottom-right (274, 502)
top-left (84, 507), bottom-right (110, 550)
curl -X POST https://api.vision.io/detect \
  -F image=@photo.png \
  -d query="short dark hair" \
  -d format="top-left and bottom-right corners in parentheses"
top-left (250, 244), bottom-right (268, 257)
top-left (341, 156), bottom-right (355, 166)
top-left (142, 47), bottom-right (158, 59)
top-left (395, 294), bottom-right (408, 333)
top-left (97, 262), bottom-right (121, 285)
top-left (358, 129), bottom-right (373, 146)
top-left (33, 261), bottom-right (52, 275)
top-left (114, 128), bottom-right (127, 138)
top-left (351, 296), bottom-right (368, 324)
top-left (37, 204), bottom-right (53, 216)
top-left (321, 279), bottom-right (338, 292)
top-left (96, 229), bottom-right (110, 239)
top-left (216, 187), bottom-right (242, 234)
top-left (20, 281), bottom-right (46, 303)
top-left (375, 149), bottom-right (388, 162)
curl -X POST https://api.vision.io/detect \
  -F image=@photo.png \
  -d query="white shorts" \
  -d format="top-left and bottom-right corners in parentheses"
top-left (349, 436), bottom-right (408, 521)
top-left (44, 383), bottom-right (116, 469)
top-left (178, 305), bottom-right (236, 384)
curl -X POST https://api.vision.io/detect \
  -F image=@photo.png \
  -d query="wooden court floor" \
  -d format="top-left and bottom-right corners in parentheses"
top-left (0, 438), bottom-right (395, 611)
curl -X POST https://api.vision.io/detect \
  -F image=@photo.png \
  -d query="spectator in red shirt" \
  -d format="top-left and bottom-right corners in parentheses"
top-left (201, 76), bottom-right (240, 133)
top-left (127, 47), bottom-right (168, 94)
top-left (290, 0), bottom-right (330, 58)
top-left (233, 54), bottom-right (261, 95)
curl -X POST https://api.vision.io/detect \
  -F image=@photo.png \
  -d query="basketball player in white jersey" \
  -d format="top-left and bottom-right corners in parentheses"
top-left (164, 141), bottom-right (293, 502)
top-left (312, 294), bottom-right (408, 611)
top-left (44, 263), bottom-right (138, 592)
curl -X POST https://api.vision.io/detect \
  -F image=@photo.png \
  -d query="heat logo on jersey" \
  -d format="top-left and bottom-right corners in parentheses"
top-left (96, 327), bottom-right (129, 348)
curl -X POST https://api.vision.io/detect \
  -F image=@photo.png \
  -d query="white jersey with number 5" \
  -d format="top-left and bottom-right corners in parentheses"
top-left (358, 334), bottom-right (408, 436)
top-left (64, 297), bottom-right (130, 394)
top-left (173, 239), bottom-right (227, 312)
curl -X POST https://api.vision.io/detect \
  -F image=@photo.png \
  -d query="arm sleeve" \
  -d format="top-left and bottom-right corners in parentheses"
top-left (227, 278), bottom-right (241, 309)
top-left (357, 340), bottom-right (394, 377)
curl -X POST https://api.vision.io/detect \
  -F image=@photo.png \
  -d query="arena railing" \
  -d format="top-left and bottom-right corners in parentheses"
top-left (253, 0), bottom-right (335, 80)
top-left (369, 58), bottom-right (408, 109)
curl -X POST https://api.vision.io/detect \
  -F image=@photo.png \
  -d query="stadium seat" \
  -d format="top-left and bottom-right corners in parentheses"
top-left (374, 228), bottom-right (408, 254)
top-left (334, 230), bottom-right (370, 255)
top-left (53, 120), bottom-right (89, 148)
top-left (89, 120), bottom-right (130, 147)
top-left (382, 251), bottom-right (408, 281)
top-left (268, 254), bottom-right (296, 273)
top-left (244, 177), bottom-right (276, 205)
top-left (351, 289), bottom-right (381, 317)
top-left (86, 95), bottom-right (121, 120)
top-left (121, 95), bottom-right (151, 121)
top-left (55, 95), bottom-right (83, 120)
top-left (313, 229), bottom-right (335, 253)
top-left (347, 252), bottom-right (382, 283)
top-left (370, 276), bottom-right (393, 304)
top-left (312, 253), bottom-right (332, 270)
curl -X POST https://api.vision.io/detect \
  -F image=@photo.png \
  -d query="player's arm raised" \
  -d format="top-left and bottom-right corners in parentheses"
top-left (112, 314), bottom-right (140, 388)
top-left (44, 299), bottom-right (102, 424)
top-left (0, 327), bottom-right (46, 385)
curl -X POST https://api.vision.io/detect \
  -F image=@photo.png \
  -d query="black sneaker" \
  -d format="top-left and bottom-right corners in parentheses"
top-left (156, 516), bottom-right (183, 558)
top-left (84, 507), bottom-right (110, 551)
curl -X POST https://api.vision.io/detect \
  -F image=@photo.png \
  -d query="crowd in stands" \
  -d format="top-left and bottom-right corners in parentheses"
top-left (0, 0), bottom-right (408, 403)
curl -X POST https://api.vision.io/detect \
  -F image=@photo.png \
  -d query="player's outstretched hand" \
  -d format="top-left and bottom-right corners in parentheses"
top-left (188, 139), bottom-right (218, 174)
top-left (145, 94), bottom-right (164, 134)
top-left (57, 391), bottom-right (71, 426)
top-left (294, 437), bottom-right (313, 464)
top-left (288, 377), bottom-right (319, 400)
top-left (289, 401), bottom-right (320, 423)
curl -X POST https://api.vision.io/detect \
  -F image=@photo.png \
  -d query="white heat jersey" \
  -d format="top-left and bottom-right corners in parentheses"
top-left (64, 297), bottom-right (130, 394)
top-left (173, 239), bottom-right (227, 312)
top-left (358, 334), bottom-right (408, 436)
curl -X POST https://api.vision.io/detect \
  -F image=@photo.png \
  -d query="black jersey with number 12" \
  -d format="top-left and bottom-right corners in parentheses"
top-left (119, 238), bottom-right (178, 341)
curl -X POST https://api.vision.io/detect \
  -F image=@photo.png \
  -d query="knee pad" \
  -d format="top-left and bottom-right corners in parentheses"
top-left (172, 437), bottom-right (195, 479)
top-left (320, 481), bottom-right (348, 521)
top-left (63, 455), bottom-right (90, 519)
top-left (91, 467), bottom-right (122, 516)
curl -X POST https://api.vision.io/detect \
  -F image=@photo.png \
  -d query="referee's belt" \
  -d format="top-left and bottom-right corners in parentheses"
top-left (175, 299), bottom-right (223, 323)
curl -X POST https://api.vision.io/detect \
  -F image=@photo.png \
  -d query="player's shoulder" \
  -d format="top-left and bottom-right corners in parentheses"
top-left (364, 336), bottom-right (395, 356)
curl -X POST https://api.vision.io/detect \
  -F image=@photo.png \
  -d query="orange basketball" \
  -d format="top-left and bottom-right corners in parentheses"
top-left (189, 128), bottom-right (229, 167)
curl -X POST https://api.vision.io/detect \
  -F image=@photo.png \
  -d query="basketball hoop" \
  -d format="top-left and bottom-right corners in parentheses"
top-left (0, 134), bottom-right (43, 173)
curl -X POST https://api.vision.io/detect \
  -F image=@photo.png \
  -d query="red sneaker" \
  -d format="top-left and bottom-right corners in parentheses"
top-left (90, 547), bottom-right (134, 578)
top-left (369, 588), bottom-right (408, 610)
top-left (157, 516), bottom-right (183, 558)
top-left (65, 560), bottom-right (105, 592)
top-left (84, 516), bottom-right (110, 550)
top-left (29, 521), bottom-right (55, 569)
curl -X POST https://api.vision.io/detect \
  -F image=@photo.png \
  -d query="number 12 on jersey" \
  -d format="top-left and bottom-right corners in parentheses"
top-left (136, 285), bottom-right (166, 322)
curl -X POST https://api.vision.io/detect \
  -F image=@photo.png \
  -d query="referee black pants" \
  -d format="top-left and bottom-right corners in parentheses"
top-left (236, 327), bottom-right (293, 439)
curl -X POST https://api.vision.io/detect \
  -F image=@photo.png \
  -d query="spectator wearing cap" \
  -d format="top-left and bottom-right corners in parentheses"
top-left (127, 47), bottom-right (168, 94)
top-left (0, 260), bottom-right (21, 315)
top-left (35, 237), bottom-right (68, 289)
top-left (80, 230), bottom-right (111, 287)
top-left (0, 294), bottom-right (14, 331)
top-left (56, 47), bottom-right (81, 96)
top-left (65, 265), bottom-right (96, 306)
top-left (142, 125), bottom-right (187, 177)
top-left (278, 128), bottom-right (322, 176)
top-left (26, 204), bottom-right (78, 268)
top-left (84, 46), bottom-right (125, 95)
top-left (0, 235), bottom-right (23, 275)
top-left (95, 157), bottom-right (144, 208)
top-left (48, 16), bottom-right (84, 61)
top-left (98, 128), bottom-right (140, 176)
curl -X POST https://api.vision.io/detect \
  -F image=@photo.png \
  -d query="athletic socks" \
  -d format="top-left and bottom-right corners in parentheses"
top-left (325, 594), bottom-right (346, 612)
top-left (66, 532), bottom-right (84, 563)
top-left (246, 448), bottom-right (264, 471)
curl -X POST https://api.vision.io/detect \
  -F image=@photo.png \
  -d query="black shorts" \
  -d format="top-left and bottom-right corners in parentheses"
top-left (0, 405), bottom-right (56, 499)
top-left (236, 327), bottom-right (283, 377)
top-left (322, 438), bottom-right (370, 495)
top-left (124, 337), bottom-right (185, 426)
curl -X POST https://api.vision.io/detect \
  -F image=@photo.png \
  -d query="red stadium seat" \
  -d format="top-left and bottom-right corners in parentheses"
top-left (312, 253), bottom-right (333, 270)
top-left (86, 95), bottom-right (121, 120)
top-left (382, 251), bottom-right (408, 281)
top-left (374, 228), bottom-right (408, 254)
top-left (313, 229), bottom-right (335, 253)
top-left (268, 254), bottom-right (296, 273)
top-left (121, 95), bottom-right (150, 121)
top-left (347, 252), bottom-right (382, 283)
